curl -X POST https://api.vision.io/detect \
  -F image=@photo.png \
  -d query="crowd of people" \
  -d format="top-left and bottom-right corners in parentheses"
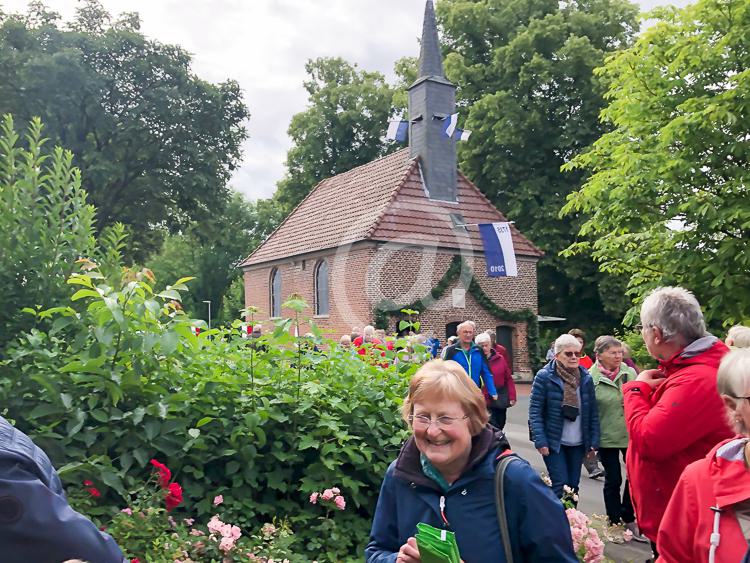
top-left (368, 286), bottom-right (750, 563)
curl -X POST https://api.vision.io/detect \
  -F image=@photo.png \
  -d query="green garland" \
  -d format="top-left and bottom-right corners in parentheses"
top-left (373, 255), bottom-right (539, 367)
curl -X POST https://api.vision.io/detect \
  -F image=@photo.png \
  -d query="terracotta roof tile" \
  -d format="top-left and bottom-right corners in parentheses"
top-left (241, 148), bottom-right (542, 267)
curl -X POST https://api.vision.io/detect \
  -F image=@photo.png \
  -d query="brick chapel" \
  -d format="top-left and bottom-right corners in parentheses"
top-left (241, 1), bottom-right (542, 377)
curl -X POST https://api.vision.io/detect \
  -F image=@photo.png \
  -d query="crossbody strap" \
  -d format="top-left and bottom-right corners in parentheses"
top-left (494, 452), bottom-right (519, 563)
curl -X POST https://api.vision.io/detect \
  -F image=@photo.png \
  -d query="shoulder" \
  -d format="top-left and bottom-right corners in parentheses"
top-left (534, 364), bottom-right (554, 380)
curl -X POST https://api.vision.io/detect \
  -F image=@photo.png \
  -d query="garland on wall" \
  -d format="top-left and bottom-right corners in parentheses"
top-left (373, 255), bottom-right (539, 366)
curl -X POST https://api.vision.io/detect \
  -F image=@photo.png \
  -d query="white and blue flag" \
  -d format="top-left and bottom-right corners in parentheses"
top-left (478, 222), bottom-right (518, 277)
top-left (442, 113), bottom-right (459, 138)
top-left (454, 128), bottom-right (471, 141)
top-left (386, 118), bottom-right (408, 142)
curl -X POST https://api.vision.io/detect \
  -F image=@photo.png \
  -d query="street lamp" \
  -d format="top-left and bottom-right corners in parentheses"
top-left (203, 300), bottom-right (211, 332)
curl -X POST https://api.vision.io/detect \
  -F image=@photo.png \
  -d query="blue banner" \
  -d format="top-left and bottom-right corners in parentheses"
top-left (478, 223), bottom-right (518, 277)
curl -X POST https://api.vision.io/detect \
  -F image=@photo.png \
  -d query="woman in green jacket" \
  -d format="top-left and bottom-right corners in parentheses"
top-left (590, 335), bottom-right (647, 542)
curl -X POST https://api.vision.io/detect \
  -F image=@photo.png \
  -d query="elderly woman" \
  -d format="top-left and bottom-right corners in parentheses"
top-left (529, 334), bottom-right (600, 498)
top-left (589, 336), bottom-right (647, 541)
top-left (366, 360), bottom-right (577, 563)
top-left (657, 348), bottom-right (750, 562)
top-left (476, 332), bottom-right (516, 430)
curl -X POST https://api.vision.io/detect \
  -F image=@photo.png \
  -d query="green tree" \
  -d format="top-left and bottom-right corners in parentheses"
top-left (562, 0), bottom-right (750, 326)
top-left (0, 115), bottom-right (96, 347)
top-left (147, 193), bottom-right (284, 324)
top-left (274, 57), bottom-right (397, 211)
top-left (0, 1), bottom-right (249, 259)
top-left (438, 0), bottom-right (639, 331)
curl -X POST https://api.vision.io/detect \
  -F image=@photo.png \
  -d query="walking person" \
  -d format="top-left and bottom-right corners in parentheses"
top-left (657, 348), bottom-right (750, 562)
top-left (624, 286), bottom-right (733, 556)
top-left (476, 332), bottom-right (516, 430)
top-left (589, 335), bottom-right (647, 542)
top-left (441, 321), bottom-right (498, 401)
top-left (529, 334), bottom-right (600, 498)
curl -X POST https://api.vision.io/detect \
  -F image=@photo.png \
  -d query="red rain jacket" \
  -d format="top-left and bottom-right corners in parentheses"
top-left (657, 437), bottom-right (750, 563)
top-left (483, 350), bottom-right (516, 406)
top-left (623, 337), bottom-right (733, 541)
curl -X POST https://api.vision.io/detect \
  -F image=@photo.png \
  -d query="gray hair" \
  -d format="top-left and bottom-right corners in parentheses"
top-left (457, 321), bottom-right (475, 333)
top-left (727, 325), bottom-right (750, 348)
top-left (717, 348), bottom-right (750, 398)
top-left (594, 335), bottom-right (621, 356)
top-left (475, 332), bottom-right (491, 345)
top-left (363, 325), bottom-right (376, 336)
top-left (640, 286), bottom-right (706, 344)
top-left (554, 334), bottom-right (582, 354)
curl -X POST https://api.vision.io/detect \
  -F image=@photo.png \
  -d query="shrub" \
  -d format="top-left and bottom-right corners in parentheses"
top-left (0, 261), bottom-right (414, 561)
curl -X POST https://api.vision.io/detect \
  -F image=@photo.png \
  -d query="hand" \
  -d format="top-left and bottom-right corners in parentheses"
top-left (509, 400), bottom-right (516, 407)
top-left (397, 537), bottom-right (421, 563)
top-left (586, 448), bottom-right (597, 460)
top-left (636, 368), bottom-right (667, 389)
top-left (491, 395), bottom-right (498, 400)
top-left (537, 447), bottom-right (550, 456)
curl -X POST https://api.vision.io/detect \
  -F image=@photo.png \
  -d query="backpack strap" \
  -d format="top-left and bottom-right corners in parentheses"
top-left (494, 451), bottom-right (520, 563)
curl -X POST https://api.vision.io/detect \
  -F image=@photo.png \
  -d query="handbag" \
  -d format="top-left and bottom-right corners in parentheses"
top-left (494, 453), bottom-right (520, 563)
top-left (490, 385), bottom-right (510, 410)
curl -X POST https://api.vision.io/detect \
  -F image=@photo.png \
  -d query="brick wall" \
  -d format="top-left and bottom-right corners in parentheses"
top-left (243, 244), bottom-right (538, 376)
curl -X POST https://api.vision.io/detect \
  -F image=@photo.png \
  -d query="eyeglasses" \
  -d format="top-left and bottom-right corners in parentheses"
top-left (408, 414), bottom-right (469, 429)
top-left (728, 395), bottom-right (750, 402)
top-left (560, 351), bottom-right (581, 359)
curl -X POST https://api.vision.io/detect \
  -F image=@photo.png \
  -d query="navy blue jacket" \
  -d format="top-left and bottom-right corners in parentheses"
top-left (365, 428), bottom-right (577, 562)
top-left (529, 361), bottom-right (600, 453)
top-left (0, 416), bottom-right (125, 563)
top-left (443, 343), bottom-right (498, 397)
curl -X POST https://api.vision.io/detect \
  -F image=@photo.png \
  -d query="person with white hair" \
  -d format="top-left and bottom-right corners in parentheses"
top-left (441, 321), bottom-right (498, 400)
top-left (657, 348), bottom-right (750, 562)
top-left (726, 325), bottom-right (750, 348)
top-left (623, 286), bottom-right (733, 556)
top-left (529, 333), bottom-right (600, 498)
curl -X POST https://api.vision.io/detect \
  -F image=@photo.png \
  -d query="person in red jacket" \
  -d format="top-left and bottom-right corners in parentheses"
top-left (476, 332), bottom-right (516, 430)
top-left (657, 348), bottom-right (750, 563)
top-left (624, 287), bottom-right (734, 558)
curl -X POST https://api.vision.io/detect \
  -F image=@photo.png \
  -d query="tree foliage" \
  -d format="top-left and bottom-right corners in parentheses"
top-left (563, 0), bottom-right (750, 326)
top-left (147, 193), bottom-right (284, 325)
top-left (0, 114), bottom-right (96, 347)
top-left (274, 57), bottom-right (397, 212)
top-left (0, 1), bottom-right (249, 258)
top-left (438, 0), bottom-right (640, 330)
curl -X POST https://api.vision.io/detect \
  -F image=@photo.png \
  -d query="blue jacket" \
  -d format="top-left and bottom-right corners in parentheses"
top-left (0, 416), bottom-right (125, 563)
top-left (443, 344), bottom-right (498, 397)
top-left (365, 428), bottom-right (577, 562)
top-left (529, 361), bottom-right (600, 453)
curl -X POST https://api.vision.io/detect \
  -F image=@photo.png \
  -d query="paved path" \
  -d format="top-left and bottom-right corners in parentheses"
top-left (506, 384), bottom-right (653, 562)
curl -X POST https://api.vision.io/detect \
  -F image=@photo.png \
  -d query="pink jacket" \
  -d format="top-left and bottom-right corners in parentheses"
top-left (483, 350), bottom-right (516, 405)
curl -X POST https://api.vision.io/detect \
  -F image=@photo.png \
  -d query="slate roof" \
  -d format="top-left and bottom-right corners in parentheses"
top-left (240, 148), bottom-right (542, 267)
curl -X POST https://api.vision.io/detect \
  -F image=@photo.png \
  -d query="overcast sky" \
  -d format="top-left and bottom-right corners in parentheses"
top-left (2, 0), bottom-right (693, 201)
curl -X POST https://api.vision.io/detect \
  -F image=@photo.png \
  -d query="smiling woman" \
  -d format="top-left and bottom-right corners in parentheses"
top-left (366, 360), bottom-right (578, 563)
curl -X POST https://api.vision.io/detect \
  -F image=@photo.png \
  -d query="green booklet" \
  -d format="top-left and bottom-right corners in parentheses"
top-left (415, 522), bottom-right (461, 563)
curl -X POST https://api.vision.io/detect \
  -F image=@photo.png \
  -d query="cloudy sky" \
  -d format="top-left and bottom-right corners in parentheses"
top-left (2, 0), bottom-right (692, 201)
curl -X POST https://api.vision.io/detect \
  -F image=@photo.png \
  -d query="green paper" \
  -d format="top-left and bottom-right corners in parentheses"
top-left (415, 523), bottom-right (461, 563)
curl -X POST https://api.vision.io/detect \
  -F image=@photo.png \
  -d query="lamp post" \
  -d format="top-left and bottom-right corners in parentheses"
top-left (203, 300), bottom-right (211, 332)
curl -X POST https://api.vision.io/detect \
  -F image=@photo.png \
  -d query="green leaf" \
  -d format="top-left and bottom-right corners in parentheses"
top-left (196, 416), bottom-right (213, 428)
top-left (71, 289), bottom-right (101, 301)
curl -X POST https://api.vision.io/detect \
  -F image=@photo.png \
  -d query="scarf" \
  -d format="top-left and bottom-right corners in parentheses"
top-left (598, 363), bottom-right (620, 382)
top-left (556, 360), bottom-right (580, 421)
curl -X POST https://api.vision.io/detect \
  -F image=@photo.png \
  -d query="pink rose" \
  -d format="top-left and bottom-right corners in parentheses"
top-left (190, 529), bottom-right (205, 536)
top-left (219, 535), bottom-right (236, 553)
top-left (120, 508), bottom-right (133, 515)
top-left (213, 494), bottom-right (224, 506)
top-left (183, 518), bottom-right (194, 526)
top-left (331, 487), bottom-right (340, 494)
top-left (309, 492), bottom-right (319, 504)
top-left (321, 489), bottom-right (334, 501)
top-left (208, 515), bottom-right (225, 535)
top-left (334, 495), bottom-right (346, 510)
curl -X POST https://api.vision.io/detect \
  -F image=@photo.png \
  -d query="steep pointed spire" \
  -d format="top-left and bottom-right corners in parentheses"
top-left (418, 0), bottom-right (444, 78)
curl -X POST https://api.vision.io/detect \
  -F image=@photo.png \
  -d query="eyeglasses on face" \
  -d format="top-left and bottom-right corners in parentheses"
top-left (560, 350), bottom-right (581, 359)
top-left (729, 394), bottom-right (750, 402)
top-left (408, 414), bottom-right (469, 429)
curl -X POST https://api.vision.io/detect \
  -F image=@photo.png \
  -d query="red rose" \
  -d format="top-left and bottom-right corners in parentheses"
top-left (150, 459), bottom-right (171, 489)
top-left (86, 487), bottom-right (101, 498)
top-left (83, 479), bottom-right (94, 487)
top-left (165, 482), bottom-right (183, 512)
top-left (131, 559), bottom-right (140, 563)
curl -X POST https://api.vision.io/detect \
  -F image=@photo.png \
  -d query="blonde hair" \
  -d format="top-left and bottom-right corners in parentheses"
top-left (401, 360), bottom-right (489, 435)
top-left (726, 325), bottom-right (750, 348)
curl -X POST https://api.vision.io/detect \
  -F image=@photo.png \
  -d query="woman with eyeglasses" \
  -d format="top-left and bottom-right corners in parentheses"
top-left (656, 348), bottom-right (750, 562)
top-left (529, 334), bottom-right (600, 498)
top-left (366, 360), bottom-right (577, 563)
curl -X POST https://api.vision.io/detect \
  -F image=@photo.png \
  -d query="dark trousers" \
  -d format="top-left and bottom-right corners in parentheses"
top-left (489, 407), bottom-right (507, 430)
top-left (543, 444), bottom-right (585, 498)
top-left (599, 447), bottom-right (635, 524)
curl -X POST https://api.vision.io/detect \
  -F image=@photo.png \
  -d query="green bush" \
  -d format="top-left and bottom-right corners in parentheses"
top-left (0, 262), bottom-right (414, 561)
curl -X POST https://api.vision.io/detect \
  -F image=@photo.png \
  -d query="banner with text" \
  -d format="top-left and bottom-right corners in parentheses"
top-left (478, 222), bottom-right (518, 277)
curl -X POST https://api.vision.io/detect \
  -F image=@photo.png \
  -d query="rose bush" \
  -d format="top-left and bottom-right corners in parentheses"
top-left (0, 261), bottom-right (415, 561)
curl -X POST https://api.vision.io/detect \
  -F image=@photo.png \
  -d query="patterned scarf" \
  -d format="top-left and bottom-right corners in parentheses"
top-left (555, 360), bottom-right (580, 421)
top-left (598, 363), bottom-right (620, 382)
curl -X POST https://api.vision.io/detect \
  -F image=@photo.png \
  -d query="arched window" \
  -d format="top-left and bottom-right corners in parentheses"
top-left (314, 260), bottom-right (329, 316)
top-left (270, 268), bottom-right (282, 318)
